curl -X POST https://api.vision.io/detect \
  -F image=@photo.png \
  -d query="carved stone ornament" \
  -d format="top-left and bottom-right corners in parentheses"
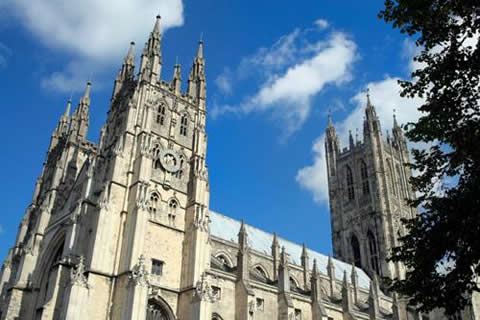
top-left (194, 272), bottom-right (218, 303)
top-left (70, 255), bottom-right (89, 288)
top-left (159, 149), bottom-right (181, 173)
top-left (129, 254), bottom-right (150, 287)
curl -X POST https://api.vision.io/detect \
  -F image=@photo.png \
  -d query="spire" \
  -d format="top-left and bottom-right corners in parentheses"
top-left (237, 220), bottom-right (249, 281)
top-left (342, 270), bottom-right (353, 312)
top-left (64, 98), bottom-right (72, 118)
top-left (349, 130), bottom-right (354, 149)
top-left (80, 81), bottom-right (91, 106)
top-left (363, 88), bottom-right (382, 139)
top-left (310, 259), bottom-right (328, 320)
top-left (327, 256), bottom-right (335, 296)
top-left (139, 16), bottom-right (162, 83)
top-left (351, 262), bottom-right (359, 304)
top-left (238, 220), bottom-right (248, 250)
top-left (197, 40), bottom-right (204, 59)
top-left (70, 81), bottom-right (91, 142)
top-left (368, 277), bottom-right (380, 320)
top-left (272, 232), bottom-right (280, 281)
top-left (172, 63), bottom-right (182, 95)
top-left (301, 243), bottom-right (309, 289)
top-left (154, 14), bottom-right (161, 34)
top-left (187, 39), bottom-right (207, 108)
top-left (278, 246), bottom-right (290, 292)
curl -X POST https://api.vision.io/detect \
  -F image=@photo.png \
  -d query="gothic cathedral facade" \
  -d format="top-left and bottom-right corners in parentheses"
top-left (0, 16), bottom-right (478, 320)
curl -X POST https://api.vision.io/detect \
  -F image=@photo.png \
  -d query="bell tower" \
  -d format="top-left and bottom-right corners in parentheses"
top-left (325, 91), bottom-right (416, 281)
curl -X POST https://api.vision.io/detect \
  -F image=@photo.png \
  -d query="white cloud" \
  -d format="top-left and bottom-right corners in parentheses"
top-left (296, 78), bottom-right (425, 205)
top-left (315, 19), bottom-right (329, 30)
top-left (4, 0), bottom-right (184, 92)
top-left (215, 68), bottom-right (233, 95)
top-left (213, 28), bottom-right (357, 136)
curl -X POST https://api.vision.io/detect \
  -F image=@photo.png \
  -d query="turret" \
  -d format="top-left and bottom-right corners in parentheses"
top-left (368, 277), bottom-right (380, 320)
top-left (139, 15), bottom-right (162, 84)
top-left (363, 89), bottom-right (382, 141)
top-left (112, 41), bottom-right (136, 98)
top-left (271, 232), bottom-right (280, 281)
top-left (311, 259), bottom-right (328, 320)
top-left (237, 220), bottom-right (249, 281)
top-left (187, 40), bottom-right (206, 110)
top-left (327, 256), bottom-right (335, 296)
top-left (325, 110), bottom-right (340, 178)
top-left (341, 270), bottom-right (353, 313)
top-left (70, 81), bottom-right (91, 142)
top-left (278, 247), bottom-right (290, 292)
top-left (172, 63), bottom-right (182, 96)
top-left (301, 243), bottom-right (309, 289)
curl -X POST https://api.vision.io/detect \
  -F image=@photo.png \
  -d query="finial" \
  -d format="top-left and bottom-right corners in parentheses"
top-left (342, 270), bottom-right (349, 287)
top-left (154, 15), bottom-right (161, 34)
top-left (127, 41), bottom-right (135, 58)
top-left (366, 87), bottom-right (373, 108)
top-left (355, 128), bottom-right (359, 143)
top-left (197, 38), bottom-right (204, 58)
top-left (313, 258), bottom-right (318, 273)
top-left (64, 97), bottom-right (72, 117)
top-left (393, 108), bottom-right (399, 127)
top-left (83, 81), bottom-right (91, 99)
top-left (328, 108), bottom-right (333, 126)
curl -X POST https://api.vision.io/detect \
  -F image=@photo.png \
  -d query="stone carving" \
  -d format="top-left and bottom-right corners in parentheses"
top-left (129, 254), bottom-right (150, 287)
top-left (159, 149), bottom-right (181, 173)
top-left (194, 272), bottom-right (218, 302)
top-left (193, 206), bottom-right (210, 232)
top-left (71, 256), bottom-right (88, 288)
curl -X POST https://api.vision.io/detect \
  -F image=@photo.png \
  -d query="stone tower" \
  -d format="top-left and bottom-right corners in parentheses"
top-left (325, 92), bottom-right (417, 281)
top-left (0, 16), bottom-right (212, 320)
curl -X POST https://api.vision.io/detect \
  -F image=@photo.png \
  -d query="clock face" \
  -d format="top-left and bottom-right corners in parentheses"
top-left (159, 149), bottom-right (181, 173)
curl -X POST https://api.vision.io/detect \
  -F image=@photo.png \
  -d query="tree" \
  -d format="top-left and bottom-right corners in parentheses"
top-left (378, 0), bottom-right (480, 316)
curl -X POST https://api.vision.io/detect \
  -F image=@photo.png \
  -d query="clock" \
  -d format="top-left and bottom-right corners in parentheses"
top-left (159, 149), bottom-right (181, 173)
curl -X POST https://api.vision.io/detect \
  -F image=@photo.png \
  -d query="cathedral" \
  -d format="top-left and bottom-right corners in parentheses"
top-left (0, 16), bottom-right (478, 320)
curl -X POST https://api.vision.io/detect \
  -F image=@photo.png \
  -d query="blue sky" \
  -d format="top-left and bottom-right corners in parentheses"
top-left (0, 0), bottom-right (423, 263)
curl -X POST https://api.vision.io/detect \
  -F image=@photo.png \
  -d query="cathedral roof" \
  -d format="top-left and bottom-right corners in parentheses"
top-left (210, 210), bottom-right (372, 290)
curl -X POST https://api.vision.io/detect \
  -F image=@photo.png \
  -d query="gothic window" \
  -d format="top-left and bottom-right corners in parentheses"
top-left (360, 160), bottom-right (370, 195)
top-left (146, 299), bottom-right (169, 320)
top-left (346, 165), bottom-right (355, 201)
top-left (367, 231), bottom-right (380, 274)
top-left (212, 313), bottom-right (224, 320)
top-left (396, 165), bottom-right (404, 198)
top-left (148, 193), bottom-right (160, 215)
top-left (255, 266), bottom-right (267, 279)
top-left (180, 114), bottom-right (188, 136)
top-left (156, 105), bottom-right (166, 126)
top-left (388, 160), bottom-right (397, 196)
top-left (168, 199), bottom-right (178, 225)
top-left (289, 277), bottom-right (298, 291)
top-left (351, 235), bottom-right (361, 268)
top-left (151, 259), bottom-right (164, 276)
top-left (175, 155), bottom-right (185, 179)
top-left (154, 159), bottom-right (161, 170)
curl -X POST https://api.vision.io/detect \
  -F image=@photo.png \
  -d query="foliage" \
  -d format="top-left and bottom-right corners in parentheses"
top-left (379, 0), bottom-right (480, 315)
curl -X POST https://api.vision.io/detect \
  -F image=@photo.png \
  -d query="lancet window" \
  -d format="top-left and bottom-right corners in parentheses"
top-left (346, 165), bottom-right (355, 201)
top-left (360, 160), bottom-right (370, 195)
top-left (146, 299), bottom-right (169, 320)
top-left (351, 235), bottom-right (361, 268)
top-left (180, 114), bottom-right (188, 136)
top-left (367, 231), bottom-right (380, 274)
top-left (156, 104), bottom-right (166, 126)
top-left (148, 193), bottom-right (160, 215)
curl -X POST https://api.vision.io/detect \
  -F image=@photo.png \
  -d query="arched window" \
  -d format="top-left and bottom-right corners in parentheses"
top-left (212, 313), bottom-right (224, 320)
top-left (180, 114), bottom-right (188, 136)
top-left (367, 231), bottom-right (380, 274)
top-left (216, 254), bottom-right (232, 269)
top-left (168, 199), bottom-right (178, 225)
top-left (351, 235), bottom-right (361, 268)
top-left (396, 165), bottom-right (404, 198)
top-left (146, 299), bottom-right (169, 320)
top-left (346, 165), bottom-right (355, 201)
top-left (255, 266), bottom-right (267, 279)
top-left (289, 276), bottom-right (298, 291)
top-left (175, 155), bottom-right (185, 179)
top-left (156, 105), bottom-right (166, 126)
top-left (148, 193), bottom-right (160, 215)
top-left (388, 160), bottom-right (397, 196)
top-left (360, 160), bottom-right (370, 195)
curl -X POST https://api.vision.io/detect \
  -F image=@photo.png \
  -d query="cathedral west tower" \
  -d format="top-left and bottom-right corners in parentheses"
top-left (325, 92), bottom-right (416, 281)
